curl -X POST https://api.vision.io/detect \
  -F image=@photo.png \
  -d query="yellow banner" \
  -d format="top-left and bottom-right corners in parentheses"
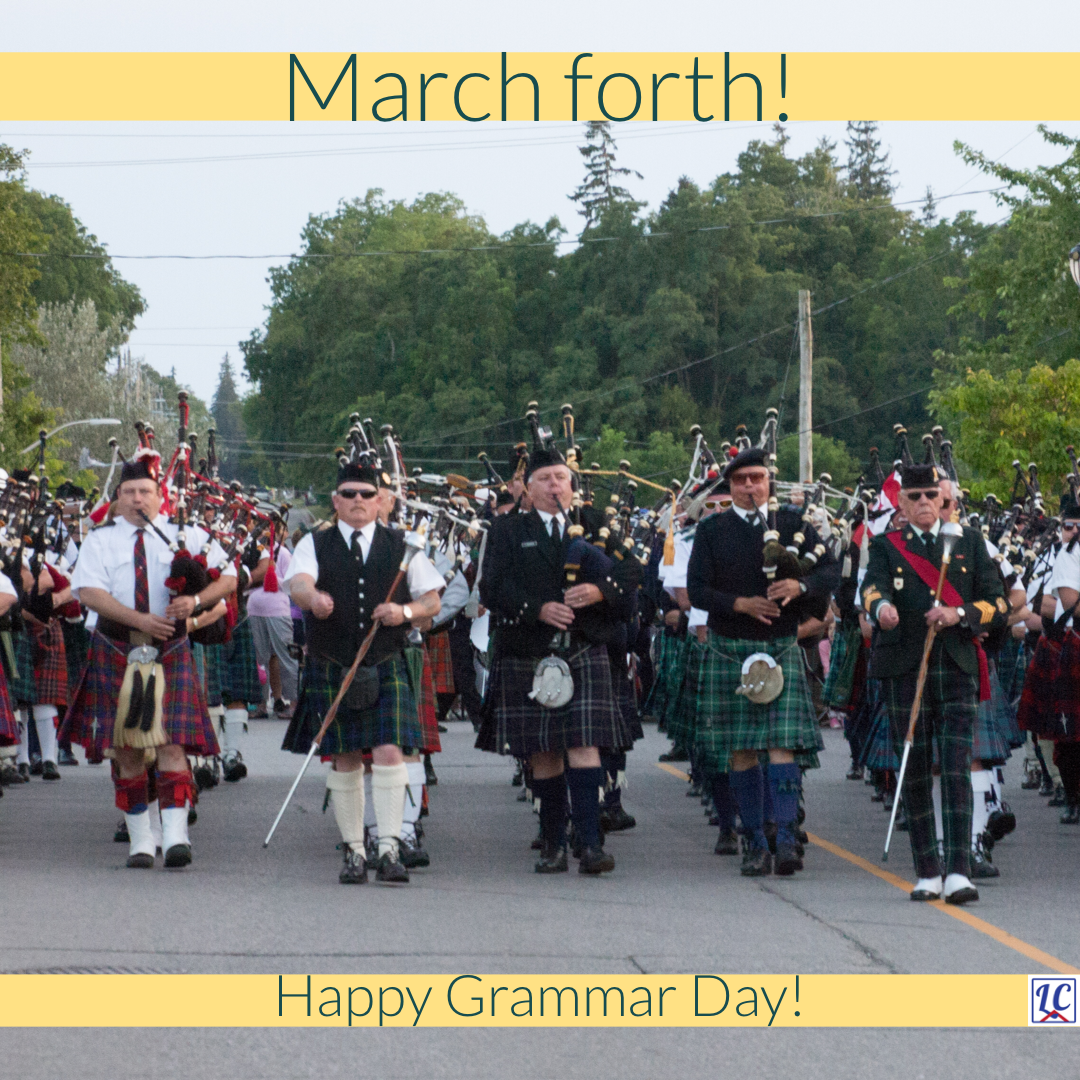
top-left (0, 974), bottom-right (1072, 1027)
top-left (0, 53), bottom-right (1076, 121)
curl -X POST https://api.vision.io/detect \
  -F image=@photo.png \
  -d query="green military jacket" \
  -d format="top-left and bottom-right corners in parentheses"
top-left (861, 523), bottom-right (1007, 680)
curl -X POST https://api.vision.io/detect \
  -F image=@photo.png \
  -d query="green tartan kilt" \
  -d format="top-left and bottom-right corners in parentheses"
top-left (644, 629), bottom-right (677, 721)
top-left (659, 634), bottom-right (690, 732)
top-left (695, 634), bottom-right (821, 769)
top-left (666, 636), bottom-right (703, 748)
top-left (282, 653), bottom-right (420, 755)
top-left (219, 617), bottom-right (263, 705)
top-left (823, 623), bottom-right (862, 709)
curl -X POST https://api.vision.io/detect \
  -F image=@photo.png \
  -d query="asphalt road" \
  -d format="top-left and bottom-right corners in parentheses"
top-left (1, 719), bottom-right (1077, 1078)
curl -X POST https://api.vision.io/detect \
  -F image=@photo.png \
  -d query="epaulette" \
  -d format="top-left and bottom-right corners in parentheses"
top-left (677, 523), bottom-right (697, 542)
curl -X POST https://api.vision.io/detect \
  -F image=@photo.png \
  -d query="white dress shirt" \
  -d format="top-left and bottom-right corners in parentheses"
top-left (535, 508), bottom-right (567, 539)
top-left (71, 514), bottom-right (235, 617)
top-left (283, 521), bottom-right (445, 600)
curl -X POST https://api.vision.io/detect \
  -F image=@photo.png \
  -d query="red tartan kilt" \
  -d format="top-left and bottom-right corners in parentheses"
top-left (427, 630), bottom-right (455, 695)
top-left (60, 632), bottom-right (219, 761)
top-left (1017, 631), bottom-right (1080, 741)
top-left (0, 664), bottom-right (17, 745)
top-left (31, 620), bottom-right (68, 708)
top-left (417, 647), bottom-right (441, 753)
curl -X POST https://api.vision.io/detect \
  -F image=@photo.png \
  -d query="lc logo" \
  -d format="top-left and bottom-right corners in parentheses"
top-left (1029, 977), bottom-right (1077, 1025)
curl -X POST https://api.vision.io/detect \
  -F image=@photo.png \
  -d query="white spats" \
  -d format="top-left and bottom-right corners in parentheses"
top-left (31, 705), bottom-right (58, 765)
top-left (125, 810), bottom-right (156, 860)
top-left (148, 799), bottom-right (163, 853)
top-left (15, 709), bottom-right (29, 766)
top-left (970, 769), bottom-right (993, 843)
top-left (944, 873), bottom-right (978, 899)
top-left (161, 806), bottom-right (190, 852)
top-left (222, 708), bottom-right (248, 754)
top-left (401, 761), bottom-right (425, 843)
top-left (913, 875), bottom-right (942, 898)
top-left (326, 768), bottom-right (365, 853)
top-left (371, 763), bottom-right (409, 858)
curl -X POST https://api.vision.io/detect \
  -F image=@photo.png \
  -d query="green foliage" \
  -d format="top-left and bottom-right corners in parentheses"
top-left (0, 146), bottom-right (44, 343)
top-left (588, 425), bottom-right (690, 483)
top-left (211, 354), bottom-right (249, 482)
top-left (776, 432), bottom-right (861, 487)
top-left (931, 360), bottom-right (1080, 506)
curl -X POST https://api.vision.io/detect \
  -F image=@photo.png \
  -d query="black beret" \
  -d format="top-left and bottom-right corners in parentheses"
top-left (11, 469), bottom-right (31, 484)
top-left (495, 488), bottom-right (515, 508)
top-left (336, 462), bottom-right (379, 489)
top-left (1060, 492), bottom-right (1080, 520)
top-left (723, 446), bottom-right (768, 478)
top-left (118, 460), bottom-right (156, 487)
top-left (899, 463), bottom-right (940, 490)
top-left (523, 446), bottom-right (567, 483)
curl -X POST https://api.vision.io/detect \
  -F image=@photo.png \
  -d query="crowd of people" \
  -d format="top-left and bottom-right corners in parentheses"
top-left (1, 399), bottom-right (1075, 907)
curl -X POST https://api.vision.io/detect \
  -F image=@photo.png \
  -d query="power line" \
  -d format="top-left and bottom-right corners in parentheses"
top-left (0, 187), bottom-right (1005, 263)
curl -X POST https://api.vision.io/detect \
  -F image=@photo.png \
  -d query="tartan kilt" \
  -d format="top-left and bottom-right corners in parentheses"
top-left (1017, 630), bottom-right (1080, 741)
top-left (282, 653), bottom-right (420, 756)
top-left (404, 645), bottom-right (441, 754)
top-left (426, 629), bottom-right (455, 695)
top-left (31, 620), bottom-right (68, 709)
top-left (0, 663), bottom-right (17, 745)
top-left (608, 652), bottom-right (643, 748)
top-left (695, 635), bottom-right (820, 767)
top-left (60, 633), bottom-right (218, 760)
top-left (643, 629), bottom-right (674, 720)
top-left (218, 617), bottom-right (262, 705)
top-left (666, 636), bottom-right (703, 749)
top-left (998, 635), bottom-right (1028, 708)
top-left (10, 628), bottom-right (37, 706)
top-left (61, 619), bottom-right (91, 689)
top-left (823, 623), bottom-right (862, 709)
top-left (854, 680), bottom-right (900, 771)
top-left (482, 643), bottom-right (627, 757)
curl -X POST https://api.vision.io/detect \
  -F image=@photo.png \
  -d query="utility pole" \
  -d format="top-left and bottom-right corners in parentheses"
top-left (798, 289), bottom-right (813, 484)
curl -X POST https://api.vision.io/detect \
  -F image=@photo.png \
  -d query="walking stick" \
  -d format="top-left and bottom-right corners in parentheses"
top-left (263, 534), bottom-right (424, 848)
top-left (883, 520), bottom-right (964, 861)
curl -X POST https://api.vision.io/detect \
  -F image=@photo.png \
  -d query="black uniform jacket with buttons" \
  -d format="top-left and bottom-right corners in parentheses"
top-left (861, 523), bottom-right (1007, 681)
top-left (479, 508), bottom-right (634, 660)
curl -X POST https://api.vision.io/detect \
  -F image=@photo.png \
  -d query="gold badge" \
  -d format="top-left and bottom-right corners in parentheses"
top-left (996, 597), bottom-right (1008, 614)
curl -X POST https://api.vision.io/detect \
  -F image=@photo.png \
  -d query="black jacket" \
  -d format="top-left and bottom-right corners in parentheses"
top-left (479, 509), bottom-right (633, 659)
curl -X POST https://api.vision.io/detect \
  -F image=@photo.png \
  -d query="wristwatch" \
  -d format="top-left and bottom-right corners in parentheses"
top-left (402, 604), bottom-right (414, 621)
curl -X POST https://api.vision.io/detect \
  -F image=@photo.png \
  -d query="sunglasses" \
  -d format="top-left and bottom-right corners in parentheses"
top-left (902, 490), bottom-right (940, 502)
top-left (336, 487), bottom-right (379, 500)
top-left (1064, 522), bottom-right (1080, 530)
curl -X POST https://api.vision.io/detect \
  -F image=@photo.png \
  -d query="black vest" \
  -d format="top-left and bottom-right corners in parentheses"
top-left (304, 523), bottom-right (411, 667)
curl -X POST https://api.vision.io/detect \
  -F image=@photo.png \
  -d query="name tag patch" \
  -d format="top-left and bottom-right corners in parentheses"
top-left (521, 540), bottom-right (538, 548)
top-left (894, 577), bottom-right (904, 591)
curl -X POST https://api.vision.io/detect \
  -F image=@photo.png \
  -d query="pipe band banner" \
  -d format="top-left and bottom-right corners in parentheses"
top-left (0, 53), bottom-right (1077, 122)
top-left (0, 974), bottom-right (1074, 1027)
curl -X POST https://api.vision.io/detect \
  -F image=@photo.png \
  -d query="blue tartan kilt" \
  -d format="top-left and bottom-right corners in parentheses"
top-left (998, 635), bottom-right (1028, 708)
top-left (283, 653), bottom-right (420, 755)
top-left (608, 652), bottom-right (643, 749)
top-left (969, 658), bottom-right (1018, 764)
top-left (481, 643), bottom-right (627, 757)
top-left (858, 680), bottom-right (901, 772)
top-left (218, 618), bottom-right (262, 705)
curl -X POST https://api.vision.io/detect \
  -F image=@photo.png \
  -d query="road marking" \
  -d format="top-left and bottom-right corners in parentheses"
top-left (656, 763), bottom-right (1080, 975)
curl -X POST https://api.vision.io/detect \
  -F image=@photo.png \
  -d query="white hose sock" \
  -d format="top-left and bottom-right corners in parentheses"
top-left (372, 763), bottom-right (408, 858)
top-left (32, 705), bottom-right (58, 765)
top-left (326, 768), bottom-right (365, 853)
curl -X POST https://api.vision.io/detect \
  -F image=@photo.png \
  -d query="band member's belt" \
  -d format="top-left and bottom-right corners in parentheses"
top-left (97, 615), bottom-right (186, 646)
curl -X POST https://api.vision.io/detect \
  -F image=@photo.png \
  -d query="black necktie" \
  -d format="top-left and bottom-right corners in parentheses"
top-left (550, 517), bottom-right (561, 543)
top-left (351, 529), bottom-right (364, 563)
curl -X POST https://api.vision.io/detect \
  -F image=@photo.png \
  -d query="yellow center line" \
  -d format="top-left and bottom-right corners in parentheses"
top-left (656, 762), bottom-right (1080, 975)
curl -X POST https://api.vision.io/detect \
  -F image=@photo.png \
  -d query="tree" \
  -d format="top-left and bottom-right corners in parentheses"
top-left (931, 359), bottom-right (1080, 505)
top-left (212, 354), bottom-right (247, 481)
top-left (568, 121), bottom-right (643, 228)
top-left (845, 121), bottom-right (896, 201)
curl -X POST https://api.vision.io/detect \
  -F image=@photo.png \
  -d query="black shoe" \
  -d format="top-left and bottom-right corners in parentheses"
top-left (599, 806), bottom-right (636, 832)
top-left (970, 840), bottom-right (1000, 879)
top-left (659, 748), bottom-right (689, 762)
top-left (1050, 783), bottom-right (1067, 807)
top-left (17, 763), bottom-right (30, 782)
top-left (164, 844), bottom-right (192, 868)
top-left (578, 845), bottom-right (615, 874)
top-left (1021, 762), bottom-right (1041, 790)
top-left (986, 804), bottom-right (1017, 840)
top-left (41, 760), bottom-right (61, 781)
top-left (910, 887), bottom-right (941, 902)
top-left (870, 788), bottom-right (885, 803)
top-left (114, 819), bottom-right (130, 843)
top-left (1039, 777), bottom-right (1055, 797)
top-left (339, 847), bottom-right (368, 884)
top-left (375, 850), bottom-right (410, 883)
top-left (29, 754), bottom-right (43, 776)
top-left (424, 756), bottom-right (438, 786)
top-left (740, 846), bottom-right (772, 877)
top-left (714, 830), bottom-right (739, 855)
top-left (436, 724), bottom-right (448, 733)
top-left (511, 767), bottom-right (524, 787)
top-left (944, 884), bottom-right (979, 905)
top-left (221, 752), bottom-right (247, 783)
top-left (58, 747), bottom-right (78, 766)
top-left (708, 812), bottom-right (721, 826)
top-left (516, 788), bottom-right (529, 802)
top-left (1, 763), bottom-right (24, 785)
top-left (398, 835), bottom-right (430, 868)
top-left (764, 820), bottom-right (778, 855)
top-left (126, 852), bottom-right (155, 869)
top-left (1061, 803), bottom-right (1080, 825)
top-left (535, 844), bottom-right (568, 873)
top-left (774, 843), bottom-right (803, 876)
top-left (193, 763), bottom-right (216, 791)
top-left (187, 806), bottom-right (197, 826)
top-left (846, 763), bottom-right (864, 781)
top-left (530, 824), bottom-right (544, 850)
top-left (273, 698), bottom-right (293, 719)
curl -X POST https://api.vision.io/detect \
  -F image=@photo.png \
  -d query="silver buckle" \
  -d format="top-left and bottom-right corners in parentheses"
top-left (127, 645), bottom-right (159, 666)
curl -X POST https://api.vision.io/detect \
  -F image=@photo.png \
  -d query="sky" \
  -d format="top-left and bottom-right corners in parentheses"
top-left (3, 1), bottom-right (1079, 404)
